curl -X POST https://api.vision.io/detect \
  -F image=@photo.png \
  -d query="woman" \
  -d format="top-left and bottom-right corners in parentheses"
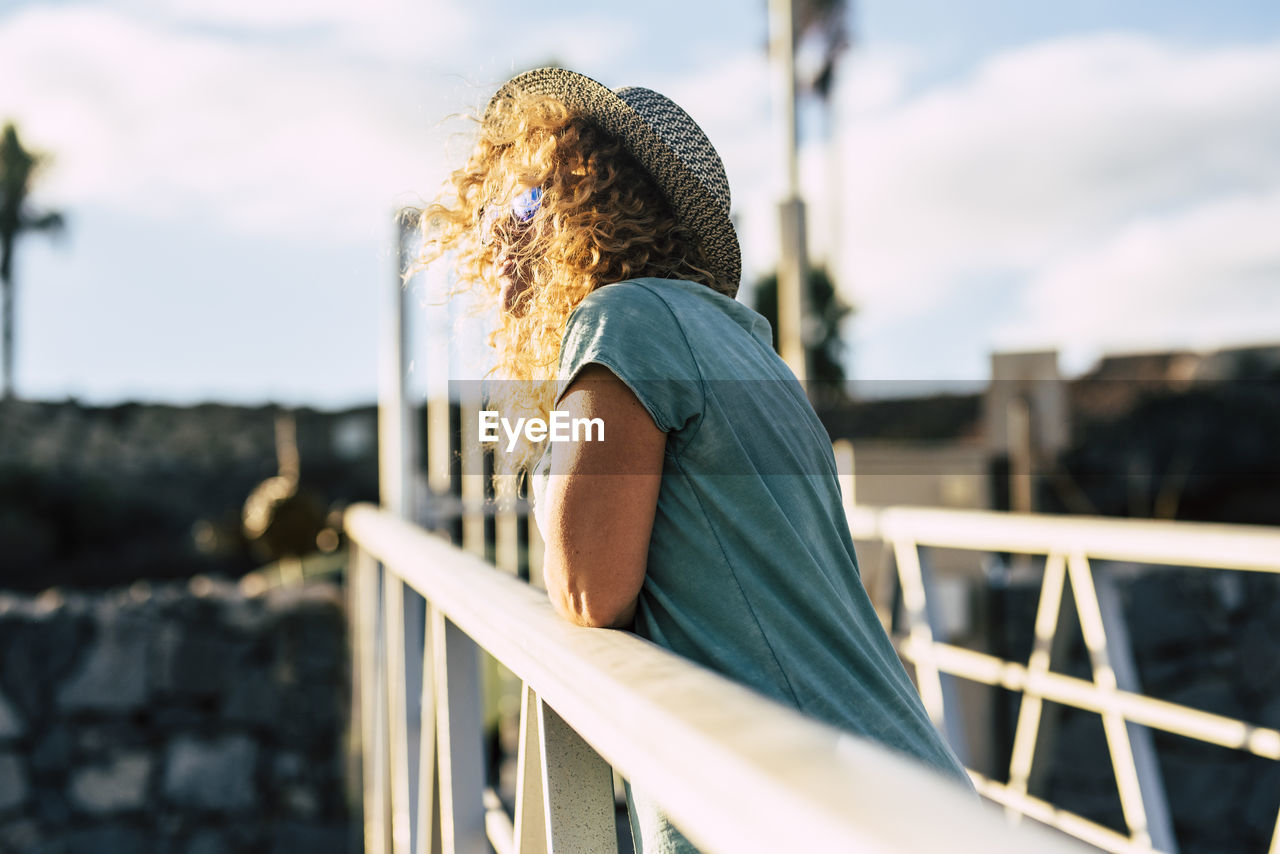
top-left (416, 67), bottom-right (973, 853)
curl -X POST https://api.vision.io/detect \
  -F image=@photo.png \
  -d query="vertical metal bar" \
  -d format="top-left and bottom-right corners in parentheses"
top-left (346, 545), bottom-right (367, 854)
top-left (917, 547), bottom-right (972, 767)
top-left (893, 538), bottom-right (946, 729)
top-left (1067, 553), bottom-right (1152, 850)
top-left (514, 683), bottom-right (549, 854)
top-left (1007, 552), bottom-right (1066, 813)
top-left (432, 608), bottom-right (488, 854)
top-left (776, 198), bottom-right (810, 383)
top-left (458, 399), bottom-right (485, 557)
top-left (1025, 560), bottom-right (1082, 802)
top-left (381, 210), bottom-right (418, 519)
top-left (768, 0), bottom-right (808, 382)
top-left (1094, 567), bottom-right (1178, 853)
top-left (538, 698), bottom-right (619, 854)
top-left (362, 556), bottom-right (393, 854)
top-left (769, 0), bottom-right (798, 197)
top-left (402, 588), bottom-right (427, 854)
top-left (384, 574), bottom-right (412, 854)
top-left (415, 602), bottom-right (438, 854)
top-left (428, 395), bottom-right (452, 499)
top-left (496, 494), bottom-right (520, 577)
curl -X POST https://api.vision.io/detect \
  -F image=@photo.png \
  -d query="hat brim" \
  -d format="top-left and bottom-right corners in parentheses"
top-left (485, 67), bottom-right (742, 296)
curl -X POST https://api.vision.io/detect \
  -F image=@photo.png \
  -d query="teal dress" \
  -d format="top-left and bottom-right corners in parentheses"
top-left (532, 278), bottom-right (973, 853)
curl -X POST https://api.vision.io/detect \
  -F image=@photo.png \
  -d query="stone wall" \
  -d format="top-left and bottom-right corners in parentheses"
top-left (0, 399), bottom-right (378, 591)
top-left (0, 578), bottom-right (352, 854)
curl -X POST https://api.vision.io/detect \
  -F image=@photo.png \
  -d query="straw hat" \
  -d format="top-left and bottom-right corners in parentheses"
top-left (485, 67), bottom-right (742, 296)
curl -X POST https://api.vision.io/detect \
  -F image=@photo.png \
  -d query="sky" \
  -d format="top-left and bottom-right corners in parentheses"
top-left (3, 0), bottom-right (1279, 409)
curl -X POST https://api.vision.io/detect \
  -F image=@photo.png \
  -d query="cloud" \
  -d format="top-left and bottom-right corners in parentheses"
top-left (7, 4), bottom-right (1276, 386)
top-left (994, 189), bottom-right (1280, 368)
top-left (825, 32), bottom-right (1280, 366)
top-left (0, 5), bottom-right (466, 242)
top-left (119, 0), bottom-right (475, 64)
top-left (0, 3), bottom-right (677, 247)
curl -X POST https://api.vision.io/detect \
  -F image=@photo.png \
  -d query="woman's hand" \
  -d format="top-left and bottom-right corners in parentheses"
top-left (542, 363), bottom-right (665, 629)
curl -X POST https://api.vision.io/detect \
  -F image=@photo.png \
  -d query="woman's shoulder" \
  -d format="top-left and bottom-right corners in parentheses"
top-left (573, 278), bottom-right (737, 323)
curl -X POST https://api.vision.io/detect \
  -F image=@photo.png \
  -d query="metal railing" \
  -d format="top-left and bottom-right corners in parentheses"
top-left (343, 501), bottom-right (1097, 854)
top-left (844, 504), bottom-right (1280, 854)
top-left (360, 219), bottom-right (1280, 851)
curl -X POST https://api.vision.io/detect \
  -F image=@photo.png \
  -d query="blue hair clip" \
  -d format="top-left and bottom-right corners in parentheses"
top-left (512, 186), bottom-right (543, 223)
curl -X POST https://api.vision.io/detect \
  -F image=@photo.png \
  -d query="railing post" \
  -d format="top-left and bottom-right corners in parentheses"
top-left (431, 608), bottom-right (488, 854)
top-left (513, 681), bottom-right (618, 854)
top-left (415, 599), bottom-right (439, 854)
top-left (1066, 552), bottom-right (1153, 850)
top-left (1006, 552), bottom-right (1066, 812)
top-left (355, 550), bottom-right (394, 854)
top-left (891, 536), bottom-right (946, 729)
top-left (514, 683), bottom-right (548, 854)
top-left (459, 399), bottom-right (485, 557)
top-left (1093, 565), bottom-right (1177, 853)
top-left (384, 574), bottom-right (413, 853)
top-left (537, 695), bottom-right (619, 853)
top-left (918, 546), bottom-right (973, 766)
top-left (346, 545), bottom-right (366, 854)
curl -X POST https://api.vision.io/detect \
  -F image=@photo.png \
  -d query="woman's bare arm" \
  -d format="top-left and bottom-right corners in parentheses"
top-left (542, 363), bottom-right (666, 628)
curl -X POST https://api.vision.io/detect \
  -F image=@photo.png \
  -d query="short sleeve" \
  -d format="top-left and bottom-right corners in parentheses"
top-left (556, 281), bottom-right (704, 437)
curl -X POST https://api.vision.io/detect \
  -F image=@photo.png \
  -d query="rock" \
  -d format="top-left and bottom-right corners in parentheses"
top-left (57, 614), bottom-right (150, 713)
top-left (1236, 614), bottom-right (1280, 699)
top-left (185, 829), bottom-right (230, 854)
top-left (1, 607), bottom-right (92, 719)
top-left (282, 784), bottom-right (320, 818)
top-left (152, 622), bottom-right (228, 699)
top-left (34, 787), bottom-right (71, 825)
top-left (68, 752), bottom-right (151, 814)
top-left (1125, 572), bottom-right (1229, 658)
top-left (1259, 692), bottom-right (1280, 731)
top-left (1162, 677), bottom-right (1243, 720)
top-left (1043, 710), bottom-right (1124, 830)
top-left (1158, 739), bottom-right (1248, 844)
top-left (221, 596), bottom-right (269, 636)
top-left (0, 818), bottom-right (42, 853)
top-left (64, 824), bottom-right (147, 854)
top-left (273, 751), bottom-right (305, 782)
top-left (30, 724), bottom-right (73, 775)
top-left (163, 735), bottom-right (256, 811)
top-left (221, 667), bottom-right (279, 728)
top-left (0, 753), bottom-right (27, 811)
top-left (75, 722), bottom-right (148, 758)
top-left (0, 691), bottom-right (24, 741)
top-left (269, 822), bottom-right (348, 854)
top-left (1242, 760), bottom-right (1280, 842)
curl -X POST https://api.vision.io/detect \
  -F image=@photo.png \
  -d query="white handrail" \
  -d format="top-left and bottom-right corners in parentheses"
top-left (844, 502), bottom-right (1280, 854)
top-left (345, 502), bottom-right (1092, 854)
top-left (847, 505), bottom-right (1280, 572)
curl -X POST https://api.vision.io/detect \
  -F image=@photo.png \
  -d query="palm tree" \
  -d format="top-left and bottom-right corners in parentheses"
top-left (754, 266), bottom-right (854, 405)
top-left (795, 0), bottom-right (850, 103)
top-left (1, 122), bottom-right (65, 400)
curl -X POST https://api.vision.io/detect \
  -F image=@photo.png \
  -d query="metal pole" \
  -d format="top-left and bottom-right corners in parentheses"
top-left (769, 0), bottom-right (810, 384)
top-left (380, 209), bottom-right (419, 519)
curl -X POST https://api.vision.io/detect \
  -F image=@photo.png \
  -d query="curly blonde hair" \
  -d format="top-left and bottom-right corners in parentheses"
top-left (411, 89), bottom-right (726, 477)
